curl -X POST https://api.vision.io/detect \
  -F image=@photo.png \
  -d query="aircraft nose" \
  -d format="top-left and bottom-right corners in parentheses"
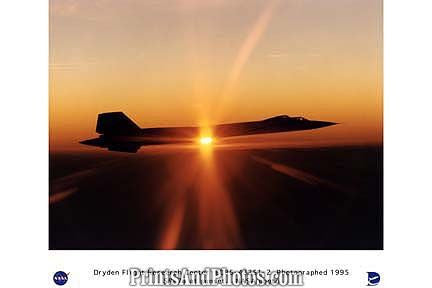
top-left (316, 121), bottom-right (338, 127)
top-left (324, 121), bottom-right (338, 126)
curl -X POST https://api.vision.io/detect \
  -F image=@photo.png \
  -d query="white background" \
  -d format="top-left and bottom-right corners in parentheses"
top-left (1, 0), bottom-right (432, 287)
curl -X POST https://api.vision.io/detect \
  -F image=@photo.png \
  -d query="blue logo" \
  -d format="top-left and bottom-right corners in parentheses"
top-left (53, 271), bottom-right (68, 286)
top-left (367, 272), bottom-right (380, 286)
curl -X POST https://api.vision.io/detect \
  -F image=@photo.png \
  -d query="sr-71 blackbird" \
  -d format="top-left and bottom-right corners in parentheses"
top-left (80, 112), bottom-right (337, 153)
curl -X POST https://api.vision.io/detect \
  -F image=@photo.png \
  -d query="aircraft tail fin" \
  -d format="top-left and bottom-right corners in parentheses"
top-left (96, 112), bottom-right (141, 135)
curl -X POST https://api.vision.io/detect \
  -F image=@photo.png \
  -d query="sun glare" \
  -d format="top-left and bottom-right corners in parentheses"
top-left (199, 136), bottom-right (213, 145)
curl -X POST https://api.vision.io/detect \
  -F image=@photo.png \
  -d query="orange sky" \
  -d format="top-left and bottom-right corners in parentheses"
top-left (50, 0), bottom-right (382, 151)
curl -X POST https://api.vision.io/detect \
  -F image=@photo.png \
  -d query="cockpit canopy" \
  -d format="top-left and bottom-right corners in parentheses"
top-left (292, 117), bottom-right (308, 121)
top-left (264, 115), bottom-right (309, 122)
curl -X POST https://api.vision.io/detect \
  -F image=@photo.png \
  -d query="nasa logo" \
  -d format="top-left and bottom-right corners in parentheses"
top-left (367, 272), bottom-right (380, 286)
top-left (53, 271), bottom-right (69, 286)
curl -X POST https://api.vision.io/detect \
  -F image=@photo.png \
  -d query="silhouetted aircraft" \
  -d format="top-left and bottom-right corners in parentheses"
top-left (80, 112), bottom-right (337, 153)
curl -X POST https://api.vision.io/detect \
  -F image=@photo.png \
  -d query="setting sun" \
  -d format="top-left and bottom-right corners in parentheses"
top-left (199, 136), bottom-right (213, 145)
